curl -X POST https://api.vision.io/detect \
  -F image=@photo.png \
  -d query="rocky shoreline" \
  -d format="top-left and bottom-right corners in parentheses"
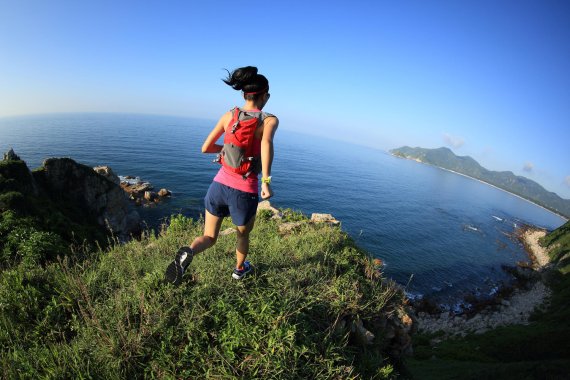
top-left (118, 174), bottom-right (172, 206)
top-left (412, 225), bottom-right (552, 338)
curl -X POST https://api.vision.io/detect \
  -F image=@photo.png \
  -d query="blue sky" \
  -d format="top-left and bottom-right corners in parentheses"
top-left (1, 0), bottom-right (569, 198)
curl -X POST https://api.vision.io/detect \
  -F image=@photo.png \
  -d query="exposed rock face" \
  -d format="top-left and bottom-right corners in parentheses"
top-left (257, 200), bottom-right (282, 219)
top-left (158, 188), bottom-right (171, 197)
top-left (311, 213), bottom-right (341, 226)
top-left (278, 221), bottom-right (304, 234)
top-left (0, 150), bottom-right (39, 196)
top-left (335, 304), bottom-right (416, 359)
top-left (257, 202), bottom-right (342, 235)
top-left (3, 148), bottom-right (21, 161)
top-left (37, 158), bottom-right (140, 240)
top-left (93, 166), bottom-right (120, 185)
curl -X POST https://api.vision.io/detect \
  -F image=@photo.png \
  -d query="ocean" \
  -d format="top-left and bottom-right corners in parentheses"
top-left (1, 113), bottom-right (566, 309)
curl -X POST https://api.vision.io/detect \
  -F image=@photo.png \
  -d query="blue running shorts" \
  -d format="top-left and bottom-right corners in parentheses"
top-left (204, 181), bottom-right (259, 226)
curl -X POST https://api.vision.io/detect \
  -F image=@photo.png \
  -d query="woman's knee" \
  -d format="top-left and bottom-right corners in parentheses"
top-left (203, 234), bottom-right (218, 246)
top-left (235, 227), bottom-right (250, 240)
top-left (195, 235), bottom-right (218, 249)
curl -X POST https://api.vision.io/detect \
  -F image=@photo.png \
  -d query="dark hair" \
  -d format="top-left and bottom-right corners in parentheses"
top-left (223, 66), bottom-right (269, 100)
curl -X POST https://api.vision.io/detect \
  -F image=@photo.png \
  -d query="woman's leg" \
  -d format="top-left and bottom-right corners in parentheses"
top-left (165, 206), bottom-right (225, 285)
top-left (190, 209), bottom-right (223, 254)
top-left (235, 215), bottom-right (256, 269)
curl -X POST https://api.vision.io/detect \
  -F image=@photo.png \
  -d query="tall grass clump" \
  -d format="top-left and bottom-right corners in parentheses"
top-left (1, 211), bottom-right (404, 379)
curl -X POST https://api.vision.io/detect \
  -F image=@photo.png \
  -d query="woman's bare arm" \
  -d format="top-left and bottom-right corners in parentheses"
top-left (260, 116), bottom-right (279, 199)
top-left (201, 112), bottom-right (232, 153)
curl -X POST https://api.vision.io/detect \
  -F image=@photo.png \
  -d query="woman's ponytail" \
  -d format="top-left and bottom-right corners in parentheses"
top-left (223, 66), bottom-right (269, 99)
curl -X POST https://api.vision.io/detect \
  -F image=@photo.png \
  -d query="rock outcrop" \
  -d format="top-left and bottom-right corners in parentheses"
top-left (0, 150), bottom-right (39, 197)
top-left (3, 148), bottom-right (21, 161)
top-left (257, 202), bottom-right (342, 235)
top-left (310, 213), bottom-right (341, 226)
top-left (257, 200), bottom-right (282, 218)
top-left (93, 166), bottom-right (120, 186)
top-left (36, 158), bottom-right (140, 240)
top-left (119, 176), bottom-right (171, 207)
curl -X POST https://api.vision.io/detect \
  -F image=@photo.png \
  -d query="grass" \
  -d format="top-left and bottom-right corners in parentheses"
top-left (541, 221), bottom-right (570, 273)
top-left (0, 212), bottom-right (404, 379)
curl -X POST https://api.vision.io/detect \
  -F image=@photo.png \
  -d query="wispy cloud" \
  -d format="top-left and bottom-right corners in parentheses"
top-left (523, 162), bottom-right (534, 173)
top-left (564, 176), bottom-right (570, 189)
top-left (443, 133), bottom-right (465, 149)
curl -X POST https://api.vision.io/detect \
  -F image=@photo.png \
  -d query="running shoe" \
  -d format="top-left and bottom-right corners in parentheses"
top-left (165, 246), bottom-right (194, 285)
top-left (232, 261), bottom-right (253, 280)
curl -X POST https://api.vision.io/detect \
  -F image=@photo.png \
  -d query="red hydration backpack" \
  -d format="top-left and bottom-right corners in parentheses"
top-left (215, 107), bottom-right (272, 179)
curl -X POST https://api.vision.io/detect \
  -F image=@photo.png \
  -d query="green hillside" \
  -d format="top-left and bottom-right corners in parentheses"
top-left (390, 146), bottom-right (570, 218)
top-left (1, 209), bottom-right (408, 377)
top-left (1, 152), bottom-right (413, 378)
top-left (541, 220), bottom-right (570, 274)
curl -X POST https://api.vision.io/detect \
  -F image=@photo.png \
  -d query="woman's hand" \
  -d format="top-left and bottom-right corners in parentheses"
top-left (261, 182), bottom-right (273, 199)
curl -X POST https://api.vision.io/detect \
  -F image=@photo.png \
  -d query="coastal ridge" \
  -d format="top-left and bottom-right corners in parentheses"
top-left (390, 146), bottom-right (570, 219)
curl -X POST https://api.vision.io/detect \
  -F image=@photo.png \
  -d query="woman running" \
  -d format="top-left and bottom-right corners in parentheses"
top-left (165, 66), bottom-right (278, 285)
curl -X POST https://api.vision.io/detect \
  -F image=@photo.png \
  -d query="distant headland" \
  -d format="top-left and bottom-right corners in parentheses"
top-left (390, 146), bottom-right (570, 219)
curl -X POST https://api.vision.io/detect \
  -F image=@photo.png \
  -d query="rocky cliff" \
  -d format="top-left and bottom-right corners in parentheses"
top-left (1, 150), bottom-right (140, 241)
top-left (34, 158), bottom-right (141, 240)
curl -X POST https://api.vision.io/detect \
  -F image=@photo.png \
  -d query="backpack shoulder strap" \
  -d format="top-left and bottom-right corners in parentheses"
top-left (229, 107), bottom-right (241, 133)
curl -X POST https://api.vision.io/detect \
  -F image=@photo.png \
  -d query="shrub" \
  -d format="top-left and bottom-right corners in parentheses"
top-left (1, 224), bottom-right (68, 267)
top-left (0, 160), bottom-right (35, 194)
top-left (256, 208), bottom-right (273, 221)
top-left (281, 208), bottom-right (308, 222)
top-left (18, 231), bottom-right (68, 264)
top-left (165, 214), bottom-right (196, 234)
top-left (0, 191), bottom-right (27, 213)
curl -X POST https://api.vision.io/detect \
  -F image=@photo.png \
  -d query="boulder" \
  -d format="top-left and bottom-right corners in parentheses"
top-left (400, 313), bottom-right (414, 333)
top-left (310, 213), bottom-right (341, 226)
top-left (278, 221), bottom-right (304, 235)
top-left (119, 177), bottom-right (172, 206)
top-left (352, 318), bottom-right (375, 346)
top-left (257, 200), bottom-right (282, 219)
top-left (122, 182), bottom-right (153, 197)
top-left (37, 158), bottom-right (140, 240)
top-left (158, 188), bottom-right (171, 197)
top-left (93, 166), bottom-right (120, 185)
top-left (144, 191), bottom-right (156, 201)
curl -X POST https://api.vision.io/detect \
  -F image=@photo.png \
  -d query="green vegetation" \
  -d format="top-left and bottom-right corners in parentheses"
top-left (1, 210), bottom-right (404, 378)
top-left (5, 150), bottom-right (568, 378)
top-left (1, 152), bottom-right (407, 378)
top-left (390, 146), bottom-right (570, 218)
top-left (0, 159), bottom-right (108, 269)
top-left (405, 222), bottom-right (570, 380)
top-left (541, 221), bottom-right (570, 273)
